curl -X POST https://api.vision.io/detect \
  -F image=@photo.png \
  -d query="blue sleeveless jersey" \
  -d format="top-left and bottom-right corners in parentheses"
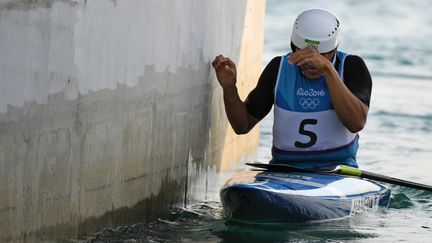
top-left (272, 51), bottom-right (359, 169)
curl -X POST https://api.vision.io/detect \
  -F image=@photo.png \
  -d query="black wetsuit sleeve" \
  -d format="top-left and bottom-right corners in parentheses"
top-left (343, 55), bottom-right (373, 106)
top-left (245, 56), bottom-right (281, 120)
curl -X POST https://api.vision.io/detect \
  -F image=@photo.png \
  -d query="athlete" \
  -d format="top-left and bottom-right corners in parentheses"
top-left (212, 9), bottom-right (372, 169)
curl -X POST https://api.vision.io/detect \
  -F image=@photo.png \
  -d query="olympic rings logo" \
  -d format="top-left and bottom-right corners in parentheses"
top-left (299, 98), bottom-right (320, 109)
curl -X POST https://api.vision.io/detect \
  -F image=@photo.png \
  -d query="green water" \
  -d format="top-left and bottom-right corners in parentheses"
top-left (83, 186), bottom-right (432, 242)
top-left (84, 203), bottom-right (374, 242)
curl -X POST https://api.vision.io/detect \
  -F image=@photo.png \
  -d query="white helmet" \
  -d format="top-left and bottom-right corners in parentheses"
top-left (291, 9), bottom-right (341, 53)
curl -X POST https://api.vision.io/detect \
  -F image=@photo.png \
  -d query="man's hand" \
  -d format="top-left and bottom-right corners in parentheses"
top-left (288, 47), bottom-right (332, 72)
top-left (211, 55), bottom-right (259, 134)
top-left (212, 55), bottom-right (237, 89)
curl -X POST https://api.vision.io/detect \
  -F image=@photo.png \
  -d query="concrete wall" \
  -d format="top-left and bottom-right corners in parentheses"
top-left (0, 0), bottom-right (264, 241)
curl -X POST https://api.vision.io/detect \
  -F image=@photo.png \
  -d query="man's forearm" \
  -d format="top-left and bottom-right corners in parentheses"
top-left (324, 64), bottom-right (368, 133)
top-left (222, 85), bottom-right (252, 134)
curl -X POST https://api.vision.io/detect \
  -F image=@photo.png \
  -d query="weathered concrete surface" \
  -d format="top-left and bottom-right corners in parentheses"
top-left (0, 0), bottom-right (264, 241)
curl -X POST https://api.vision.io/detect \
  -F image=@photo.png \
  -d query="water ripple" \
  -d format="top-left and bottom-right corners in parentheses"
top-left (372, 110), bottom-right (432, 121)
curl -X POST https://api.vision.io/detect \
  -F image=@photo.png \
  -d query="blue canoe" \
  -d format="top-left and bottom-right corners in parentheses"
top-left (220, 170), bottom-right (391, 223)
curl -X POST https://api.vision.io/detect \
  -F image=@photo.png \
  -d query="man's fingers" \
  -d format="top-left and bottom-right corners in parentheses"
top-left (297, 58), bottom-right (312, 67)
top-left (212, 55), bottom-right (228, 68)
top-left (212, 56), bottom-right (236, 79)
top-left (289, 52), bottom-right (316, 65)
top-left (214, 58), bottom-right (235, 70)
top-left (288, 54), bottom-right (305, 65)
top-left (224, 64), bottom-right (235, 74)
top-left (223, 58), bottom-right (236, 69)
top-left (212, 55), bottom-right (222, 63)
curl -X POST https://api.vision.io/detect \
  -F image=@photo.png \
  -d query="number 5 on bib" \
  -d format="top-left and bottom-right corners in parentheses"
top-left (295, 119), bottom-right (318, 148)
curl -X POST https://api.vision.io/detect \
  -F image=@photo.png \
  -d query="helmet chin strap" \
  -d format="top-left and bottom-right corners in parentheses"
top-left (331, 52), bottom-right (337, 66)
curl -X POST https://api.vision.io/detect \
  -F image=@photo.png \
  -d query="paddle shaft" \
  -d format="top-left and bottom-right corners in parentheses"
top-left (358, 170), bottom-right (432, 192)
top-left (246, 163), bottom-right (432, 192)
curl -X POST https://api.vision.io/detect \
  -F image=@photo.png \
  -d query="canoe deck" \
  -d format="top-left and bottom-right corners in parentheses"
top-left (220, 170), bottom-right (391, 223)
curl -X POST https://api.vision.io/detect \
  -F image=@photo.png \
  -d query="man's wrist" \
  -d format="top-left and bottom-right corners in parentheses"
top-left (322, 61), bottom-right (338, 77)
top-left (222, 82), bottom-right (238, 93)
